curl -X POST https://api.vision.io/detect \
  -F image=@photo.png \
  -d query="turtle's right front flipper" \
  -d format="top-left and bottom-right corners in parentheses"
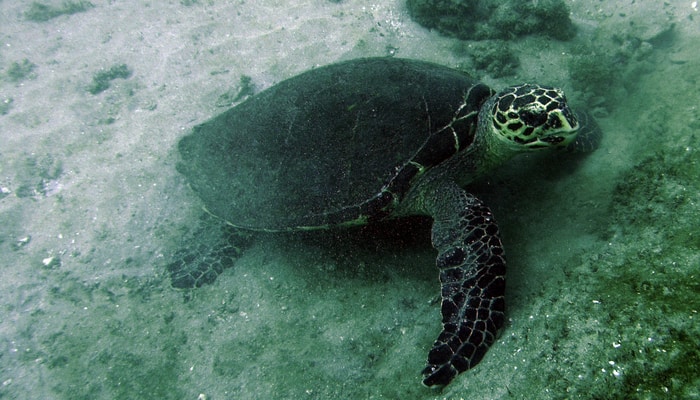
top-left (421, 184), bottom-right (506, 387)
top-left (565, 109), bottom-right (603, 153)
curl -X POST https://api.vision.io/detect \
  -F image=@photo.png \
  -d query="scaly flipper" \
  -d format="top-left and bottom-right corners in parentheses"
top-left (167, 216), bottom-right (252, 289)
top-left (566, 109), bottom-right (603, 153)
top-left (422, 184), bottom-right (506, 387)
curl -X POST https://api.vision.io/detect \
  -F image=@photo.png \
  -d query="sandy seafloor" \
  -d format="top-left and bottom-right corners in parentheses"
top-left (1, 0), bottom-right (699, 398)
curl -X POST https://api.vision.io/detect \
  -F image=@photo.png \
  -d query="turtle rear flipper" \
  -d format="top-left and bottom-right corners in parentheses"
top-left (422, 184), bottom-right (506, 387)
top-left (167, 217), bottom-right (252, 289)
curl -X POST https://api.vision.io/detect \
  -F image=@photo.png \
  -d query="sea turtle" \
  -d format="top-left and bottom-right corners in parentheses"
top-left (168, 57), bottom-right (601, 387)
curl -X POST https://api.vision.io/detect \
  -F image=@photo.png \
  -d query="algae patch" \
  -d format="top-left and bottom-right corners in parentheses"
top-left (25, 1), bottom-right (94, 22)
top-left (592, 136), bottom-right (700, 398)
top-left (406, 0), bottom-right (575, 41)
top-left (466, 41), bottom-right (519, 78)
top-left (88, 64), bottom-right (133, 95)
top-left (214, 75), bottom-right (256, 107)
top-left (5, 59), bottom-right (37, 82)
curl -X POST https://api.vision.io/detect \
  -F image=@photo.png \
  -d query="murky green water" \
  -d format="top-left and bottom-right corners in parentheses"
top-left (1, 1), bottom-right (697, 398)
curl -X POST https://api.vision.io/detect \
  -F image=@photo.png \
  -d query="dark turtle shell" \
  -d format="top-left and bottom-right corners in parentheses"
top-left (177, 58), bottom-right (494, 230)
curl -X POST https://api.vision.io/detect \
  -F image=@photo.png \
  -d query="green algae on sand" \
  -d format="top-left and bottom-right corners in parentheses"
top-left (25, 1), bottom-right (94, 22)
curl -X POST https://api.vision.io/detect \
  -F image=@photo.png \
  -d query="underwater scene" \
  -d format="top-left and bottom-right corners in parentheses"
top-left (0, 0), bottom-right (698, 398)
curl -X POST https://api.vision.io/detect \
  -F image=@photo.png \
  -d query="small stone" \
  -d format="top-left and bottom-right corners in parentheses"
top-left (13, 236), bottom-right (31, 251)
top-left (42, 256), bottom-right (61, 269)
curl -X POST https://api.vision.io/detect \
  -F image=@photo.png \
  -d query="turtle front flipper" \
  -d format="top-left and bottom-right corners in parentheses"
top-left (422, 184), bottom-right (506, 387)
top-left (565, 109), bottom-right (603, 153)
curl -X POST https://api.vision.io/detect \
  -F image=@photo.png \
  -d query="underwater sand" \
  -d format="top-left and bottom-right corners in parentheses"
top-left (0, 0), bottom-right (698, 398)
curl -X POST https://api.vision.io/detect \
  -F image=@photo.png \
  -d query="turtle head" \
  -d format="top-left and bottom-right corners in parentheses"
top-left (488, 84), bottom-right (579, 151)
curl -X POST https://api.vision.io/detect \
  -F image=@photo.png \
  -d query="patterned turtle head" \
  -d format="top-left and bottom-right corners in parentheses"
top-left (489, 84), bottom-right (579, 150)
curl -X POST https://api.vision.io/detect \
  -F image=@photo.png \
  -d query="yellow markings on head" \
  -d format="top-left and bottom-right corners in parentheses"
top-left (491, 84), bottom-right (579, 149)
